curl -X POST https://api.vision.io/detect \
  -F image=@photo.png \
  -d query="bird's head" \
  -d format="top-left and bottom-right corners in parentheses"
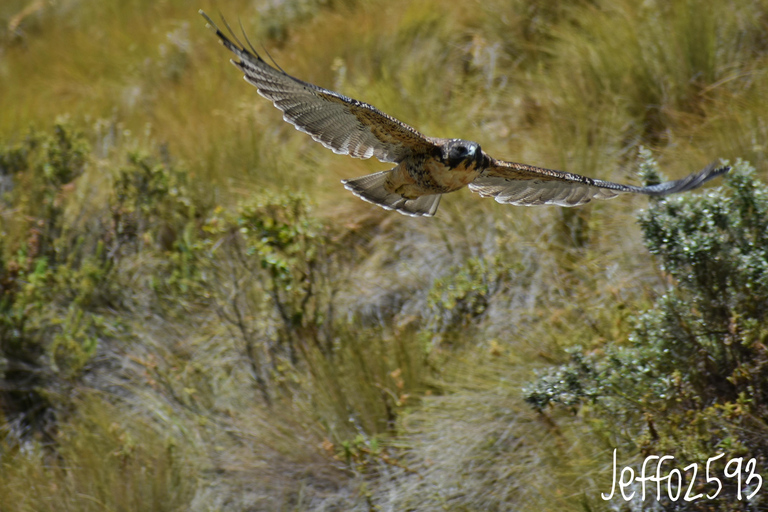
top-left (443, 139), bottom-right (483, 168)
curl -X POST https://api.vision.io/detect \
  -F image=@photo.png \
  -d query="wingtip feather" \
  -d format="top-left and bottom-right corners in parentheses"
top-left (638, 161), bottom-right (732, 196)
top-left (199, 10), bottom-right (223, 37)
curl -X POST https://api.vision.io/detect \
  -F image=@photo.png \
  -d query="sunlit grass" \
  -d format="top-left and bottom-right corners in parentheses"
top-left (0, 394), bottom-right (195, 512)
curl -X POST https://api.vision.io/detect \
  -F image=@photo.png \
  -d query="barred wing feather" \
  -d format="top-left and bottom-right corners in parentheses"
top-left (200, 11), bottom-right (435, 164)
top-left (469, 158), bottom-right (730, 207)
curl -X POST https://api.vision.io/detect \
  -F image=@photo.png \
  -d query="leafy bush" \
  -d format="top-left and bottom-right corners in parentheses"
top-left (0, 123), bottom-right (207, 440)
top-left (525, 158), bottom-right (768, 509)
top-left (190, 192), bottom-right (430, 441)
top-left (0, 123), bottom-right (104, 438)
top-left (189, 192), bottom-right (345, 402)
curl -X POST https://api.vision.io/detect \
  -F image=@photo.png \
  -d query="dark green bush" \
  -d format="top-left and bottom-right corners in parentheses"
top-left (0, 123), bottom-right (100, 438)
top-left (0, 124), bottom-right (206, 439)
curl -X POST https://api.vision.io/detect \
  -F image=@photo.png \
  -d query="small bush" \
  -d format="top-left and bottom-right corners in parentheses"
top-left (0, 123), bottom-right (104, 438)
top-left (0, 123), bottom-right (206, 440)
top-left (189, 191), bottom-right (430, 441)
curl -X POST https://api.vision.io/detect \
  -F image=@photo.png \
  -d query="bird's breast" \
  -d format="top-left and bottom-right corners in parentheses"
top-left (418, 158), bottom-right (482, 192)
top-left (384, 157), bottom-right (483, 199)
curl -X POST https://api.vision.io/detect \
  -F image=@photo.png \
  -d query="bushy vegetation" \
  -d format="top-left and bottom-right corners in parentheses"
top-left (525, 157), bottom-right (768, 509)
top-left (1, 0), bottom-right (767, 510)
top-left (0, 123), bottom-right (107, 437)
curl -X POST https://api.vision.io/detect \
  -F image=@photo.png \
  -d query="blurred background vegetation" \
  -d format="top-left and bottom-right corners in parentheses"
top-left (1, 0), bottom-right (767, 510)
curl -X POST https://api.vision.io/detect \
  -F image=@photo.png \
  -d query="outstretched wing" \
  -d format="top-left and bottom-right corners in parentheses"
top-left (469, 157), bottom-right (730, 207)
top-left (200, 11), bottom-right (436, 164)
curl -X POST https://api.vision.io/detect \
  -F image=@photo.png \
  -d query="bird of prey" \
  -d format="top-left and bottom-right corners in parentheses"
top-left (200, 11), bottom-right (730, 217)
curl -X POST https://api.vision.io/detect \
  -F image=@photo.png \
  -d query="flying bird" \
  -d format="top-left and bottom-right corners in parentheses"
top-left (200, 11), bottom-right (730, 217)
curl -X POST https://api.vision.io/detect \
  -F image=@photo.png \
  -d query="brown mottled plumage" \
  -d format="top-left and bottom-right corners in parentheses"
top-left (201, 11), bottom-right (730, 217)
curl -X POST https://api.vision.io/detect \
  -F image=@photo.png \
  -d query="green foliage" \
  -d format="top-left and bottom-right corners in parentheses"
top-left (110, 151), bottom-right (204, 298)
top-left (191, 191), bottom-right (430, 441)
top-left (633, 160), bottom-right (768, 408)
top-left (112, 151), bottom-right (197, 249)
top-left (0, 121), bottom-right (89, 257)
top-left (191, 192), bottom-right (342, 402)
top-left (236, 192), bottom-right (337, 345)
top-left (0, 123), bottom-right (108, 436)
top-left (0, 123), bottom-right (208, 439)
top-left (525, 158), bottom-right (768, 508)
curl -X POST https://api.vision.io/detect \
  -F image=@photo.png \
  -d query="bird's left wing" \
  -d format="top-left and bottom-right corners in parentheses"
top-left (200, 11), bottom-right (436, 164)
top-left (469, 157), bottom-right (730, 207)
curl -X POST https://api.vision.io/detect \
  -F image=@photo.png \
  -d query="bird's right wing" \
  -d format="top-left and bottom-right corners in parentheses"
top-left (200, 11), bottom-right (436, 164)
top-left (469, 158), bottom-right (730, 207)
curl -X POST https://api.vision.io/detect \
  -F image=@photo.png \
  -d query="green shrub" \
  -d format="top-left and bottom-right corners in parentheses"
top-left (0, 123), bottom-right (206, 439)
top-left (190, 191), bottom-right (344, 403)
top-left (190, 191), bottom-right (430, 442)
top-left (525, 158), bottom-right (768, 509)
top-left (427, 257), bottom-right (497, 334)
top-left (424, 256), bottom-right (518, 348)
top-left (0, 123), bottom-right (104, 437)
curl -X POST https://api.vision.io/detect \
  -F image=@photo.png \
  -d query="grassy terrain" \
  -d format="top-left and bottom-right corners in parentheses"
top-left (1, 0), bottom-right (767, 510)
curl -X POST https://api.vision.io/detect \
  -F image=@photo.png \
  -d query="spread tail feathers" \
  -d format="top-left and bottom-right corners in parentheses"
top-left (342, 171), bottom-right (441, 217)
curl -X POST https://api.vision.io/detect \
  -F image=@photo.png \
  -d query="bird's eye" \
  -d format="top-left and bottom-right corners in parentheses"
top-left (451, 146), bottom-right (468, 159)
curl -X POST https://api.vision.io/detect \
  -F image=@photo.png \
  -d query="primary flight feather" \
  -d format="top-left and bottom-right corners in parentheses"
top-left (200, 11), bottom-right (730, 217)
